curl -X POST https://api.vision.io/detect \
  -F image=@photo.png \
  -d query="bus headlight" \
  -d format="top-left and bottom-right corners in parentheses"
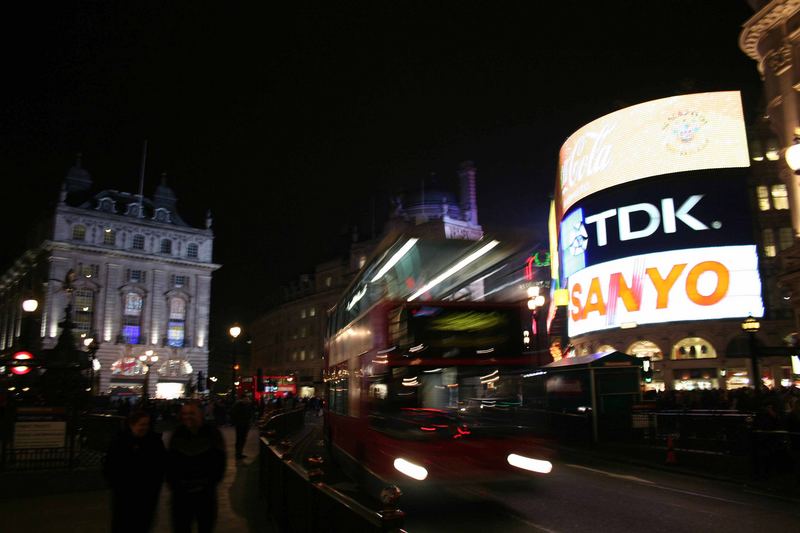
top-left (507, 453), bottom-right (552, 474)
top-left (394, 458), bottom-right (428, 480)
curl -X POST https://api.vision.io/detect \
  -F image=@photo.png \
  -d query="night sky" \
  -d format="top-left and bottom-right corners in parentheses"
top-left (1, 2), bottom-right (763, 345)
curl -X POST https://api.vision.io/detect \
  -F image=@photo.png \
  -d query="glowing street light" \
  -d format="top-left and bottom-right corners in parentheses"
top-left (22, 299), bottom-right (39, 312)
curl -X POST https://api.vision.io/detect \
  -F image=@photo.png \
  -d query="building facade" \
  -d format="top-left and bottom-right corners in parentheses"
top-left (0, 159), bottom-right (219, 398)
top-left (248, 161), bottom-right (484, 397)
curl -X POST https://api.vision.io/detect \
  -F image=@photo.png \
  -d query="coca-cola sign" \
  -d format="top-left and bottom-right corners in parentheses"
top-left (557, 91), bottom-right (749, 217)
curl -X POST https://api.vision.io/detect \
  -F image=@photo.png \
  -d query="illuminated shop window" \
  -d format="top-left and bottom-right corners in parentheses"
top-left (763, 229), bottom-right (776, 257)
top-left (167, 298), bottom-right (186, 348)
top-left (779, 227), bottom-right (794, 251)
top-left (122, 293), bottom-right (143, 344)
top-left (673, 368), bottom-right (719, 390)
top-left (757, 186), bottom-right (770, 211)
top-left (72, 224), bottom-right (87, 241)
top-left (132, 234), bottom-right (145, 250)
top-left (627, 340), bottom-right (663, 361)
top-left (772, 184), bottom-right (789, 210)
top-left (111, 356), bottom-right (147, 376)
top-left (671, 337), bottom-right (716, 360)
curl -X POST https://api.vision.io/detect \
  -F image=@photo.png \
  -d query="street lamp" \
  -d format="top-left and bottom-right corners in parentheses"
top-left (527, 286), bottom-right (546, 351)
top-left (229, 325), bottom-right (242, 398)
top-left (83, 334), bottom-right (100, 394)
top-left (741, 314), bottom-right (761, 391)
top-left (785, 129), bottom-right (800, 172)
top-left (139, 350), bottom-right (159, 403)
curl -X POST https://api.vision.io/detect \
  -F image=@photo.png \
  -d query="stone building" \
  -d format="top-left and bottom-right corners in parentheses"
top-left (248, 162), bottom-right (484, 397)
top-left (0, 157), bottom-right (219, 398)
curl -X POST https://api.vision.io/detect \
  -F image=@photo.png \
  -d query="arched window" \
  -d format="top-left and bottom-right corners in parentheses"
top-left (132, 234), bottom-right (145, 250)
top-left (672, 337), bottom-right (716, 360)
top-left (72, 224), bottom-right (86, 241)
top-left (122, 293), bottom-right (143, 344)
top-left (187, 243), bottom-right (198, 259)
top-left (597, 344), bottom-right (616, 353)
top-left (627, 340), bottom-right (663, 361)
top-left (160, 239), bottom-right (172, 255)
top-left (74, 289), bottom-right (94, 334)
top-left (167, 298), bottom-right (186, 348)
top-left (154, 208), bottom-right (171, 223)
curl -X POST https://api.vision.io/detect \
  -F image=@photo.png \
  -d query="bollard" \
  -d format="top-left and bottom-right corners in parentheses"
top-left (665, 435), bottom-right (678, 465)
top-left (379, 485), bottom-right (405, 532)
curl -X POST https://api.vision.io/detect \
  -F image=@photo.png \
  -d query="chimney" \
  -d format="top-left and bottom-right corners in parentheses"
top-left (458, 161), bottom-right (478, 225)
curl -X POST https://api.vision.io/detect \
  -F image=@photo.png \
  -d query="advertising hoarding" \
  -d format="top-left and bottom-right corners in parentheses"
top-left (557, 91), bottom-right (749, 217)
top-left (560, 170), bottom-right (752, 278)
top-left (567, 245), bottom-right (764, 336)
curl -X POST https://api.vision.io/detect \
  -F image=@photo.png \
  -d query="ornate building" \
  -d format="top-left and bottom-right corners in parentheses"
top-left (0, 157), bottom-right (219, 398)
top-left (249, 161), bottom-right (484, 396)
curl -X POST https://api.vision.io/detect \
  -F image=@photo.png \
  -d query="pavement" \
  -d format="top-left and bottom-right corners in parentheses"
top-left (0, 425), bottom-right (274, 533)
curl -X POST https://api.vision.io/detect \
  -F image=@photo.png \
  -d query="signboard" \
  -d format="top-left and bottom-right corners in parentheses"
top-left (13, 407), bottom-right (67, 449)
top-left (557, 91), bottom-right (749, 217)
top-left (568, 245), bottom-right (764, 336)
top-left (560, 170), bottom-right (752, 278)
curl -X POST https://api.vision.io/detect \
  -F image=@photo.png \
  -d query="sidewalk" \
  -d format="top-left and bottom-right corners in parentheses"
top-left (0, 425), bottom-right (273, 533)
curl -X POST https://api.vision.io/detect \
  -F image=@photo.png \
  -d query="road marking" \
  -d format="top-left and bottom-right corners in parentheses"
top-left (565, 464), bottom-right (748, 505)
top-left (565, 463), bottom-right (655, 484)
top-left (505, 513), bottom-right (562, 533)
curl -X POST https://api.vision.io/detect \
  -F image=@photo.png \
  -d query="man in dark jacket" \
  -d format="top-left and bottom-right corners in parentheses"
top-left (229, 395), bottom-right (255, 459)
top-left (167, 401), bottom-right (226, 533)
top-left (104, 411), bottom-right (166, 533)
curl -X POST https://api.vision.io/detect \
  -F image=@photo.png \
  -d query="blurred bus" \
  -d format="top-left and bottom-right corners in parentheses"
top-left (324, 235), bottom-right (554, 489)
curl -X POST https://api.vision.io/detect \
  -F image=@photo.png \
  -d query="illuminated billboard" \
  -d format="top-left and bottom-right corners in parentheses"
top-left (567, 245), bottom-right (764, 337)
top-left (557, 91), bottom-right (749, 217)
top-left (559, 171), bottom-right (752, 278)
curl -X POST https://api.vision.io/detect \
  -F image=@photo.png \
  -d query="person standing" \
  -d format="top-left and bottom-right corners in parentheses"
top-left (229, 395), bottom-right (255, 459)
top-left (104, 411), bottom-right (166, 533)
top-left (167, 401), bottom-right (226, 533)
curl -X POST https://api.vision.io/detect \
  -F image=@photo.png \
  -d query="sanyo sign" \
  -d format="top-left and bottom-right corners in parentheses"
top-left (557, 91), bottom-right (750, 217)
top-left (567, 246), bottom-right (764, 337)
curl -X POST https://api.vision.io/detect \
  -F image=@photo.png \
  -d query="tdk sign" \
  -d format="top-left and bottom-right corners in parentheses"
top-left (586, 194), bottom-right (708, 246)
top-left (559, 173), bottom-right (751, 279)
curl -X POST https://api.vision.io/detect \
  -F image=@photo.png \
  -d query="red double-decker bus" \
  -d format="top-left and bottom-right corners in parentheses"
top-left (324, 236), bottom-right (554, 489)
top-left (238, 375), bottom-right (297, 402)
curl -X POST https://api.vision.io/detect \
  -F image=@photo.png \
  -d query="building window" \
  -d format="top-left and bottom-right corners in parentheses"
top-left (757, 186), bottom-right (770, 211)
top-left (779, 227), bottom-right (794, 251)
top-left (103, 229), bottom-right (116, 246)
top-left (325, 276), bottom-right (332, 287)
top-left (98, 198), bottom-right (115, 212)
top-left (671, 337), bottom-right (716, 360)
top-left (132, 234), bottom-right (145, 250)
top-left (627, 340), bottom-right (663, 360)
top-left (79, 264), bottom-right (99, 279)
top-left (301, 309), bottom-right (306, 319)
top-left (160, 239), bottom-right (172, 255)
top-left (172, 275), bottom-right (188, 288)
top-left (72, 225), bottom-right (86, 241)
top-left (763, 229), bottom-right (777, 257)
top-left (167, 298), bottom-right (186, 348)
top-left (300, 350), bottom-right (306, 361)
top-left (122, 293), bottom-right (143, 344)
top-left (772, 184), bottom-right (789, 210)
top-left (74, 289), bottom-right (94, 334)
top-left (187, 243), bottom-right (198, 259)
top-left (154, 208), bottom-right (171, 223)
top-left (309, 307), bottom-right (316, 317)
top-left (300, 326), bottom-right (307, 338)
top-left (127, 270), bottom-right (146, 284)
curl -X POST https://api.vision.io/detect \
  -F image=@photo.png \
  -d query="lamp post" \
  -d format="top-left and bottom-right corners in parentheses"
top-left (83, 334), bottom-right (99, 394)
top-left (229, 325), bottom-right (242, 398)
top-left (139, 350), bottom-right (159, 404)
top-left (527, 286), bottom-right (546, 352)
top-left (741, 314), bottom-right (761, 392)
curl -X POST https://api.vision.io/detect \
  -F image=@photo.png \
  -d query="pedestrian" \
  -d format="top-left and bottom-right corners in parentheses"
top-left (104, 410), bottom-right (166, 533)
top-left (167, 401), bottom-right (227, 533)
top-left (230, 395), bottom-right (255, 459)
